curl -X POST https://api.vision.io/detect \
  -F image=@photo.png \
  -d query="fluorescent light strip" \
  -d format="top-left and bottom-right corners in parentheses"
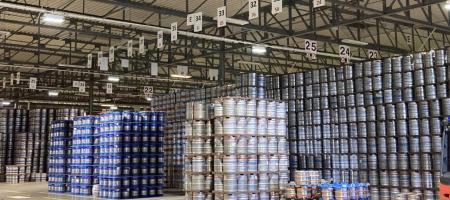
top-left (252, 45), bottom-right (267, 55)
top-left (341, 39), bottom-right (368, 46)
top-left (212, 17), bottom-right (249, 25)
top-left (42, 13), bottom-right (65, 24)
top-left (170, 74), bottom-right (192, 79)
top-left (48, 91), bottom-right (59, 96)
top-left (107, 76), bottom-right (120, 82)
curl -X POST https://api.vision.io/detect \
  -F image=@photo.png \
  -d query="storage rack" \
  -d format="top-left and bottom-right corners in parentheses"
top-left (269, 48), bottom-right (450, 199)
top-left (184, 97), bottom-right (289, 199)
top-left (48, 120), bottom-right (73, 193)
top-left (97, 111), bottom-right (165, 199)
top-left (70, 116), bottom-right (97, 196)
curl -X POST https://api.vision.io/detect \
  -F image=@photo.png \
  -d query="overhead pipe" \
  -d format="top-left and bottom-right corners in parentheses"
top-left (0, 2), bottom-right (365, 61)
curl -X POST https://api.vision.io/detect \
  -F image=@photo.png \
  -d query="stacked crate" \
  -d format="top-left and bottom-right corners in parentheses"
top-left (97, 111), bottom-right (164, 199)
top-left (48, 120), bottom-right (73, 193)
top-left (271, 48), bottom-right (450, 199)
top-left (70, 116), bottom-right (97, 196)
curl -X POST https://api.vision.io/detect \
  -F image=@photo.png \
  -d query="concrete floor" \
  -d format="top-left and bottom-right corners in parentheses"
top-left (0, 182), bottom-right (184, 200)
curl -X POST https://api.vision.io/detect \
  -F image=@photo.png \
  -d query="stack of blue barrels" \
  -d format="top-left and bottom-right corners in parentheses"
top-left (97, 111), bottom-right (165, 199)
top-left (70, 116), bottom-right (97, 196)
top-left (48, 120), bottom-right (73, 193)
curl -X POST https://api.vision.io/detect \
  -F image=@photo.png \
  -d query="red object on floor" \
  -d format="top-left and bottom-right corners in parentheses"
top-left (441, 173), bottom-right (450, 200)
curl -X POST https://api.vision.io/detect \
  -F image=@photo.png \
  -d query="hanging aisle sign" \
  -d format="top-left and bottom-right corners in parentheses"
top-left (272, 0), bottom-right (282, 14)
top-left (177, 65), bottom-right (189, 76)
top-left (194, 12), bottom-right (203, 32)
top-left (73, 81), bottom-right (80, 87)
top-left (368, 49), bottom-right (379, 59)
top-left (339, 45), bottom-right (351, 64)
top-left (151, 62), bottom-right (159, 76)
top-left (127, 40), bottom-right (133, 57)
top-left (249, 0), bottom-right (259, 20)
top-left (106, 83), bottom-right (113, 94)
top-left (109, 46), bottom-right (115, 63)
top-left (217, 6), bottom-right (227, 28)
top-left (10, 74), bottom-right (13, 85)
top-left (304, 39), bottom-right (318, 60)
top-left (171, 22), bottom-right (178, 42)
top-left (187, 14), bottom-right (194, 26)
top-left (143, 86), bottom-right (154, 98)
top-left (100, 57), bottom-right (109, 71)
top-left (157, 31), bottom-right (164, 49)
top-left (2, 77), bottom-right (6, 89)
top-left (313, 0), bottom-right (326, 8)
top-left (97, 51), bottom-right (103, 67)
top-left (87, 53), bottom-right (92, 68)
top-left (29, 77), bottom-right (37, 89)
top-left (139, 36), bottom-right (145, 55)
top-left (79, 81), bottom-right (86, 93)
top-left (209, 69), bottom-right (219, 81)
top-left (16, 72), bottom-right (20, 84)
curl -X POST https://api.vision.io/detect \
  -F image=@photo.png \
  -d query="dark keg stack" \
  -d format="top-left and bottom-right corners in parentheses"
top-left (267, 48), bottom-right (450, 200)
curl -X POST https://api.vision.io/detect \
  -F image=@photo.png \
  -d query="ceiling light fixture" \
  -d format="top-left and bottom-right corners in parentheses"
top-left (445, 0), bottom-right (450, 10)
top-left (341, 39), bottom-right (369, 46)
top-left (42, 13), bottom-right (65, 24)
top-left (146, 97), bottom-right (153, 101)
top-left (48, 90), bottom-right (59, 96)
top-left (170, 74), bottom-right (192, 79)
top-left (58, 63), bottom-right (86, 68)
top-left (2, 101), bottom-right (11, 106)
top-left (100, 104), bottom-right (115, 107)
top-left (110, 105), bottom-right (118, 110)
top-left (107, 76), bottom-right (120, 82)
top-left (252, 45), bottom-right (267, 55)
top-left (212, 17), bottom-right (249, 25)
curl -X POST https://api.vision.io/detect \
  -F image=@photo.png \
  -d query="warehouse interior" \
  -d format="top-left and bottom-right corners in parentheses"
top-left (0, 0), bottom-right (450, 199)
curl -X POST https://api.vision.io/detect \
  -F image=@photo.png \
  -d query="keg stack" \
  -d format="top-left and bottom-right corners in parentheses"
top-left (29, 109), bottom-right (52, 181)
top-left (272, 48), bottom-right (450, 200)
top-left (184, 101), bottom-right (214, 199)
top-left (154, 73), bottom-right (268, 189)
top-left (70, 116), bottom-right (97, 196)
top-left (97, 111), bottom-right (165, 199)
top-left (186, 96), bottom-right (289, 199)
top-left (48, 120), bottom-right (73, 193)
top-left (0, 109), bottom-right (28, 181)
top-left (9, 132), bottom-right (34, 182)
top-left (235, 73), bottom-right (267, 99)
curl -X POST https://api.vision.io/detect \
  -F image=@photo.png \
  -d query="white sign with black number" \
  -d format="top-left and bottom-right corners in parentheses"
top-left (109, 46), bottom-right (115, 63)
top-left (127, 40), bottom-right (133, 57)
top-left (73, 81), bottom-right (80, 88)
top-left (406, 35), bottom-right (412, 45)
top-left (157, 31), bottom-right (164, 49)
top-left (151, 62), bottom-right (158, 76)
top-left (313, 0), bottom-right (326, 8)
top-left (29, 77), bottom-right (37, 90)
top-left (304, 39), bottom-right (318, 53)
top-left (171, 22), bottom-right (178, 42)
top-left (2, 77), bottom-right (6, 89)
top-left (139, 36), bottom-right (145, 55)
top-left (10, 74), bottom-right (13, 85)
top-left (16, 72), bottom-right (20, 84)
top-left (368, 50), bottom-right (379, 59)
top-left (194, 12), bottom-right (203, 32)
top-left (143, 86), bottom-right (154, 98)
top-left (97, 51), bottom-right (103, 67)
top-left (339, 45), bottom-right (351, 64)
top-left (249, 0), bottom-right (259, 20)
top-left (79, 81), bottom-right (86, 93)
top-left (272, 0), bottom-right (282, 14)
top-left (305, 39), bottom-right (318, 60)
top-left (87, 53), bottom-right (92, 68)
top-left (217, 6), bottom-right (227, 28)
top-left (187, 14), bottom-right (194, 26)
top-left (106, 83), bottom-right (113, 94)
